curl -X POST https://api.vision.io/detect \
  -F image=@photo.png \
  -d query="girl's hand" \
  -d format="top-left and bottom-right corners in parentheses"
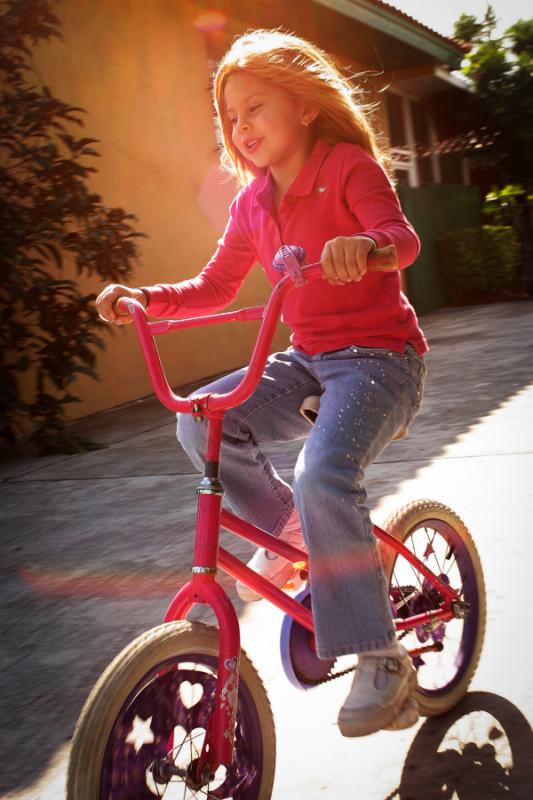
top-left (320, 235), bottom-right (376, 286)
top-left (95, 284), bottom-right (147, 325)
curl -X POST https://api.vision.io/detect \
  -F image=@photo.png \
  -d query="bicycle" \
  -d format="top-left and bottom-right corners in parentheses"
top-left (67, 245), bottom-right (486, 799)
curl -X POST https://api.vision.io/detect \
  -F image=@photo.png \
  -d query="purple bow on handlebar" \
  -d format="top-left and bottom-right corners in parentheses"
top-left (272, 244), bottom-right (307, 286)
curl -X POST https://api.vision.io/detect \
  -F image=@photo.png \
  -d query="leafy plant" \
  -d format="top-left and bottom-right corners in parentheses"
top-left (436, 226), bottom-right (521, 305)
top-left (482, 184), bottom-right (529, 225)
top-left (0, 0), bottom-right (146, 453)
top-left (452, 7), bottom-right (533, 293)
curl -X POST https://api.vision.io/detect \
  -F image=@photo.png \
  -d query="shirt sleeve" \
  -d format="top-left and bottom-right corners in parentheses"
top-left (143, 190), bottom-right (256, 318)
top-left (343, 147), bottom-right (420, 269)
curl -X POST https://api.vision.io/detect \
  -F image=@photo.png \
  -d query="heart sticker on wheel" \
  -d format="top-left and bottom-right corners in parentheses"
top-left (179, 681), bottom-right (204, 709)
top-left (225, 657), bottom-right (238, 672)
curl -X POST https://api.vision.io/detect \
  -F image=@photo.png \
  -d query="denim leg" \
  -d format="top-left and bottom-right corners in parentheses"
top-left (292, 346), bottom-right (426, 658)
top-left (177, 350), bottom-right (317, 534)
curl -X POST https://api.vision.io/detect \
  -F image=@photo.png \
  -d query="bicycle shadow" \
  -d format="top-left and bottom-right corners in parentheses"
top-left (390, 692), bottom-right (533, 800)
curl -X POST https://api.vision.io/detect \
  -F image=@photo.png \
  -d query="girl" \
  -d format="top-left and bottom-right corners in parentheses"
top-left (96, 29), bottom-right (427, 737)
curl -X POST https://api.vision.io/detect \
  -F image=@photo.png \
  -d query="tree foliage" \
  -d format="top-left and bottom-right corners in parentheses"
top-left (0, 0), bottom-right (146, 453)
top-left (453, 5), bottom-right (533, 190)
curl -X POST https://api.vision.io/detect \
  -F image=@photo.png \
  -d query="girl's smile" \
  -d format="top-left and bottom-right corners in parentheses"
top-left (243, 136), bottom-right (263, 154)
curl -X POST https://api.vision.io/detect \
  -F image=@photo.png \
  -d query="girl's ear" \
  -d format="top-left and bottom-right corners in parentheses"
top-left (301, 103), bottom-right (319, 127)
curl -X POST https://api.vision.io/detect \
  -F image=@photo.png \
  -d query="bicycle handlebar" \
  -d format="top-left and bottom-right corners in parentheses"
top-left (118, 244), bottom-right (398, 416)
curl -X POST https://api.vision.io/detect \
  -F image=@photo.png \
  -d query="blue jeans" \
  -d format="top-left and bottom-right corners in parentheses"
top-left (177, 344), bottom-right (426, 659)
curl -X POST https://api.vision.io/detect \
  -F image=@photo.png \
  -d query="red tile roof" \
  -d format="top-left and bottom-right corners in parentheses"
top-left (369, 0), bottom-right (470, 52)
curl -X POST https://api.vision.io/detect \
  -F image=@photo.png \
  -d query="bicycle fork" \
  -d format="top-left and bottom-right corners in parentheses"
top-left (164, 411), bottom-right (240, 783)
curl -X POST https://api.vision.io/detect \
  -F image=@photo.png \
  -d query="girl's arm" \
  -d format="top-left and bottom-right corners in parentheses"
top-left (96, 192), bottom-right (255, 325)
top-left (142, 192), bottom-right (255, 318)
top-left (343, 146), bottom-right (420, 269)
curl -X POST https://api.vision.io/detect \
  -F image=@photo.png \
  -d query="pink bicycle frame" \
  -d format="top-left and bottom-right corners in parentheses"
top-left (119, 263), bottom-right (461, 778)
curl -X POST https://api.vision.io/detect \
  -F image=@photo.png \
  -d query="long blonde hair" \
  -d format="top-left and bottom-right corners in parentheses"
top-left (213, 29), bottom-right (390, 186)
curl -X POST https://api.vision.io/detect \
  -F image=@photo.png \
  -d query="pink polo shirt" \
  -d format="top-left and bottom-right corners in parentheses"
top-left (145, 138), bottom-right (427, 355)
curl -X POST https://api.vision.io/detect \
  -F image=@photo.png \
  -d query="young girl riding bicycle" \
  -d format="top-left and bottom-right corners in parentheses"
top-left (96, 28), bottom-right (427, 737)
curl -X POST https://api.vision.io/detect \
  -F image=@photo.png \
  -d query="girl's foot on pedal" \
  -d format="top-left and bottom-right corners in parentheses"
top-left (236, 510), bottom-right (306, 602)
top-left (337, 645), bottom-right (418, 737)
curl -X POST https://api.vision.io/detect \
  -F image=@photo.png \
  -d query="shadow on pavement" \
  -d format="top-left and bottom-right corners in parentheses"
top-left (390, 692), bottom-right (533, 800)
top-left (1, 300), bottom-right (533, 795)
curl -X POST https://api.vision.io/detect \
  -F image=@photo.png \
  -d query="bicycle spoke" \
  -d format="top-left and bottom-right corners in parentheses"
top-left (426, 527), bottom-right (445, 575)
top-left (445, 552), bottom-right (459, 577)
top-left (392, 565), bottom-right (411, 609)
top-left (395, 533), bottom-right (461, 683)
top-left (423, 527), bottom-right (437, 561)
top-left (406, 550), bottom-right (425, 595)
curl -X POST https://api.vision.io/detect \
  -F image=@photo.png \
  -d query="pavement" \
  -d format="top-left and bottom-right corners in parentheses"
top-left (1, 298), bottom-right (533, 799)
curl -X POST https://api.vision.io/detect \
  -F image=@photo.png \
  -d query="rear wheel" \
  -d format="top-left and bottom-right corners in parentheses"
top-left (67, 620), bottom-right (276, 799)
top-left (382, 500), bottom-right (486, 717)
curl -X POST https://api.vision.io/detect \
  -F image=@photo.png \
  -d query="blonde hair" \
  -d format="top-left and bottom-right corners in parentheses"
top-left (213, 29), bottom-right (390, 186)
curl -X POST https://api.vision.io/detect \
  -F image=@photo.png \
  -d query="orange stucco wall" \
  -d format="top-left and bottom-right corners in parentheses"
top-left (31, 0), bottom-right (290, 420)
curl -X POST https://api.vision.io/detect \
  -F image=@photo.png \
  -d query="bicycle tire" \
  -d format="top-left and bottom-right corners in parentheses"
top-left (67, 620), bottom-right (276, 799)
top-left (382, 500), bottom-right (486, 717)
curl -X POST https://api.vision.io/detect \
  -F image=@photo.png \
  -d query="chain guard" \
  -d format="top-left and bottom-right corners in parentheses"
top-left (279, 589), bottom-right (355, 689)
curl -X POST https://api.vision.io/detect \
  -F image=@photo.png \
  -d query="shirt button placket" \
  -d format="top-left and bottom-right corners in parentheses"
top-left (277, 204), bottom-right (286, 245)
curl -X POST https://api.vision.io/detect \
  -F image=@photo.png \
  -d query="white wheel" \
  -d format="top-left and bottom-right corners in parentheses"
top-left (68, 620), bottom-right (276, 798)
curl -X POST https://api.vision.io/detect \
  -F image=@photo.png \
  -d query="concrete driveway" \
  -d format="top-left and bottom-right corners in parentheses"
top-left (1, 299), bottom-right (533, 799)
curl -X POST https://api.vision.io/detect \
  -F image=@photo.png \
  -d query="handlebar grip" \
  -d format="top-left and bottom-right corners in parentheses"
top-left (114, 296), bottom-right (132, 316)
top-left (366, 244), bottom-right (398, 272)
top-left (274, 243), bottom-right (399, 284)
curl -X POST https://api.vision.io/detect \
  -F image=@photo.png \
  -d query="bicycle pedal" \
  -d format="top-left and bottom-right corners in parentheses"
top-left (283, 577), bottom-right (302, 591)
top-left (283, 579), bottom-right (298, 590)
top-left (293, 561), bottom-right (309, 582)
top-left (280, 562), bottom-right (306, 591)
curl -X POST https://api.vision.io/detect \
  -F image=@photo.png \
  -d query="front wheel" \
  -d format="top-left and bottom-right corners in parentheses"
top-left (382, 500), bottom-right (486, 717)
top-left (67, 620), bottom-right (276, 799)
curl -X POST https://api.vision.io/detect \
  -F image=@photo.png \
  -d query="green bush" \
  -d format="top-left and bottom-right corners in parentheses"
top-left (436, 225), bottom-right (521, 305)
top-left (0, 0), bottom-right (146, 453)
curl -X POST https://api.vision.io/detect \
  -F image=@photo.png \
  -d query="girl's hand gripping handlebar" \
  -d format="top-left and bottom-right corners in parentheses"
top-left (118, 243), bottom-right (398, 416)
top-left (273, 243), bottom-right (398, 285)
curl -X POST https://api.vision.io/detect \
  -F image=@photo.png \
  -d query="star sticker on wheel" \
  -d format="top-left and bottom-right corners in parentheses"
top-left (125, 715), bottom-right (155, 753)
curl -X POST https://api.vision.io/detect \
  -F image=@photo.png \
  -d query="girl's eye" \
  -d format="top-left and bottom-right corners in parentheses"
top-left (249, 104), bottom-right (262, 113)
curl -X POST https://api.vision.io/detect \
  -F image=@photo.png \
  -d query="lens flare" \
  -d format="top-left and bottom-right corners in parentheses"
top-left (193, 11), bottom-right (227, 33)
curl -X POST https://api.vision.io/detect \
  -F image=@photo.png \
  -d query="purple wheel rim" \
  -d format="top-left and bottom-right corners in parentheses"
top-left (393, 518), bottom-right (480, 697)
top-left (100, 653), bottom-right (265, 798)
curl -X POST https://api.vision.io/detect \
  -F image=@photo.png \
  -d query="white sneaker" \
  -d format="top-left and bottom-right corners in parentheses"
top-left (236, 510), bottom-right (307, 602)
top-left (337, 645), bottom-right (418, 737)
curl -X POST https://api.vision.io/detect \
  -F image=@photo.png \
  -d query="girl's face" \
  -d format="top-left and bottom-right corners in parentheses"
top-left (224, 72), bottom-right (315, 177)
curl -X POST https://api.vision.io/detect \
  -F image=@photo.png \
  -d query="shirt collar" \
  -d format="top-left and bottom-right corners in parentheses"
top-left (254, 138), bottom-right (331, 209)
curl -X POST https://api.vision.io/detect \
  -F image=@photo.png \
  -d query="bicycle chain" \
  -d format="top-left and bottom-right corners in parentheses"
top-left (291, 624), bottom-right (411, 686)
top-left (292, 659), bottom-right (357, 687)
